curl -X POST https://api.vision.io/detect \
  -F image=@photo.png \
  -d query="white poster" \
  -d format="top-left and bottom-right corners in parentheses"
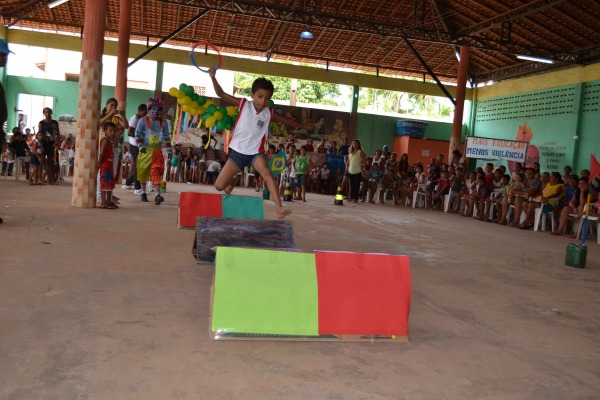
top-left (466, 137), bottom-right (528, 163)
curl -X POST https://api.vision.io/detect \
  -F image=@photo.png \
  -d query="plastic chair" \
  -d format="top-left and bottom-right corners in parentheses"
top-left (533, 207), bottom-right (556, 232)
top-left (574, 206), bottom-right (598, 242)
top-left (58, 150), bottom-right (69, 178)
top-left (508, 205), bottom-right (527, 225)
top-left (412, 184), bottom-right (428, 209)
top-left (243, 166), bottom-right (255, 187)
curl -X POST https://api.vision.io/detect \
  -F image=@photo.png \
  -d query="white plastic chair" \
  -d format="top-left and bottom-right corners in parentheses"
top-left (508, 205), bottom-right (527, 224)
top-left (533, 207), bottom-right (556, 232)
top-left (412, 184), bottom-right (428, 209)
top-left (243, 166), bottom-right (254, 187)
top-left (58, 150), bottom-right (69, 178)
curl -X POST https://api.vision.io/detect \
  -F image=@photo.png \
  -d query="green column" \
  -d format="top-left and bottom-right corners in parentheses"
top-left (351, 85), bottom-right (359, 113)
top-left (571, 83), bottom-right (584, 171)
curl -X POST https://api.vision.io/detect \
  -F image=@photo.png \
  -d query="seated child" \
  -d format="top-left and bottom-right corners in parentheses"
top-left (507, 172), bottom-right (525, 204)
top-left (360, 157), bottom-right (372, 202)
top-left (367, 162), bottom-right (381, 203)
top-left (486, 173), bottom-right (510, 222)
top-left (449, 167), bottom-right (465, 212)
top-left (460, 171), bottom-right (477, 208)
top-left (319, 163), bottom-right (330, 194)
top-left (379, 167), bottom-right (395, 204)
top-left (308, 165), bottom-right (320, 193)
top-left (432, 170), bottom-right (451, 209)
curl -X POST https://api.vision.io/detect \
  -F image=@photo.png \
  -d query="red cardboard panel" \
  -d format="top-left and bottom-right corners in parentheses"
top-left (179, 192), bottom-right (222, 228)
top-left (316, 252), bottom-right (411, 336)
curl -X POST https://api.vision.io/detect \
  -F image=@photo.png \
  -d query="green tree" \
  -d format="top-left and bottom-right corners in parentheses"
top-left (234, 73), bottom-right (345, 107)
top-left (297, 81), bottom-right (341, 106)
top-left (235, 73), bottom-right (291, 100)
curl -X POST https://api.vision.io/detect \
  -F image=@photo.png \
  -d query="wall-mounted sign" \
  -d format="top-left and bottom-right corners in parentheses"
top-left (466, 137), bottom-right (528, 163)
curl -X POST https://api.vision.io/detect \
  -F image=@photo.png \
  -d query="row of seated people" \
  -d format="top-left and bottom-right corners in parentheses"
top-left (405, 161), bottom-right (599, 237)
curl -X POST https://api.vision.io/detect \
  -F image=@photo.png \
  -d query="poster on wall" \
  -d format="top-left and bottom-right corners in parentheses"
top-left (473, 122), bottom-right (573, 173)
top-left (164, 90), bottom-right (351, 153)
top-left (516, 123), bottom-right (569, 173)
top-left (268, 106), bottom-right (351, 149)
top-left (466, 137), bottom-right (528, 162)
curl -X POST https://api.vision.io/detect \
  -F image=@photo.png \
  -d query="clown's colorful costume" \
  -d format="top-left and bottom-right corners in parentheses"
top-left (135, 98), bottom-right (171, 204)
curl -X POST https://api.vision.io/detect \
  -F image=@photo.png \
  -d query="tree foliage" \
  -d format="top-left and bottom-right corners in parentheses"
top-left (234, 72), bottom-right (452, 119)
top-left (234, 73), bottom-right (343, 107)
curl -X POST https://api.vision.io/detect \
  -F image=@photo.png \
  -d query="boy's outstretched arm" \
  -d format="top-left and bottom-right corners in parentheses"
top-left (208, 68), bottom-right (240, 107)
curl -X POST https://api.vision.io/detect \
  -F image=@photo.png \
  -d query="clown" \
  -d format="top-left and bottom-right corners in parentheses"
top-left (135, 97), bottom-right (172, 204)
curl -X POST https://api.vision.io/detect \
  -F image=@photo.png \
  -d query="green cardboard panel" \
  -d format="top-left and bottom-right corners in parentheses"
top-left (212, 247), bottom-right (318, 336)
top-left (221, 195), bottom-right (264, 219)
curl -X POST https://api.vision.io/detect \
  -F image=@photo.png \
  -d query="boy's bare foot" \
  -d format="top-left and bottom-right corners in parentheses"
top-left (276, 207), bottom-right (292, 219)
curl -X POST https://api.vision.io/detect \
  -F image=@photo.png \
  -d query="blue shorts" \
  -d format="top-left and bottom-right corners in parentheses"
top-left (295, 174), bottom-right (307, 187)
top-left (30, 155), bottom-right (40, 165)
top-left (449, 191), bottom-right (458, 203)
top-left (228, 149), bottom-right (267, 172)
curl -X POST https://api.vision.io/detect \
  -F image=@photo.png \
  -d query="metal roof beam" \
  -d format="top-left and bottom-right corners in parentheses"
top-left (151, 0), bottom-right (581, 62)
top-left (402, 37), bottom-right (456, 105)
top-left (457, 0), bottom-right (570, 36)
top-left (128, 9), bottom-right (209, 67)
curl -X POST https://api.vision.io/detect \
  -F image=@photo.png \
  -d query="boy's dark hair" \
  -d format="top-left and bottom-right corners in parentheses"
top-left (103, 121), bottom-right (116, 130)
top-left (366, 157), bottom-right (373, 162)
top-left (138, 104), bottom-right (147, 112)
top-left (456, 167), bottom-right (464, 172)
top-left (252, 77), bottom-right (274, 94)
top-left (322, 163), bottom-right (328, 167)
top-left (201, 134), bottom-right (208, 144)
top-left (515, 172), bottom-right (524, 180)
top-left (502, 174), bottom-right (511, 181)
top-left (300, 145), bottom-right (307, 151)
top-left (268, 144), bottom-right (276, 151)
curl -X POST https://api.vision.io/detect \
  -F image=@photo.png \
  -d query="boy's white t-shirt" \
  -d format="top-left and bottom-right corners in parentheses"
top-left (228, 98), bottom-right (273, 155)
top-left (128, 115), bottom-right (141, 146)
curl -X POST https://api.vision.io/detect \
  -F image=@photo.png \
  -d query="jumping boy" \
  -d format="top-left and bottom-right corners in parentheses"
top-left (208, 68), bottom-right (310, 219)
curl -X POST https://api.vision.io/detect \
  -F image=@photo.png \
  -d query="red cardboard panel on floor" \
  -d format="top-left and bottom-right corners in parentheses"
top-left (179, 192), bottom-right (222, 228)
top-left (315, 252), bottom-right (411, 336)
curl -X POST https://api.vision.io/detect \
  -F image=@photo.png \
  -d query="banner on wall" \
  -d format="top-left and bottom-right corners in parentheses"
top-left (466, 137), bottom-right (528, 163)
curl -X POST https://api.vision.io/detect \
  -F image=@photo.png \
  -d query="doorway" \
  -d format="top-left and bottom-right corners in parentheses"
top-left (16, 93), bottom-right (54, 133)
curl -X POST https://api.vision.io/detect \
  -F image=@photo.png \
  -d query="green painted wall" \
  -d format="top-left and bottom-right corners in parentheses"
top-left (472, 82), bottom-right (599, 173)
top-left (5, 76), bottom-right (154, 139)
top-left (355, 113), bottom-right (454, 155)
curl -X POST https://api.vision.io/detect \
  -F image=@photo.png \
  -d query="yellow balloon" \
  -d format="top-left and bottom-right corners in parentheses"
top-left (182, 96), bottom-right (192, 105)
top-left (226, 106), bottom-right (237, 116)
top-left (206, 116), bottom-right (216, 128)
top-left (213, 111), bottom-right (223, 120)
top-left (183, 105), bottom-right (191, 113)
top-left (176, 90), bottom-right (185, 99)
top-left (177, 98), bottom-right (184, 105)
top-left (190, 108), bottom-right (198, 116)
top-left (204, 100), bottom-right (213, 108)
top-left (168, 87), bottom-right (178, 97)
top-left (197, 106), bottom-right (205, 115)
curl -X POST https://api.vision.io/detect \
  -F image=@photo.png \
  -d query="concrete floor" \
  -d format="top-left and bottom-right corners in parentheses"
top-left (1, 177), bottom-right (599, 400)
